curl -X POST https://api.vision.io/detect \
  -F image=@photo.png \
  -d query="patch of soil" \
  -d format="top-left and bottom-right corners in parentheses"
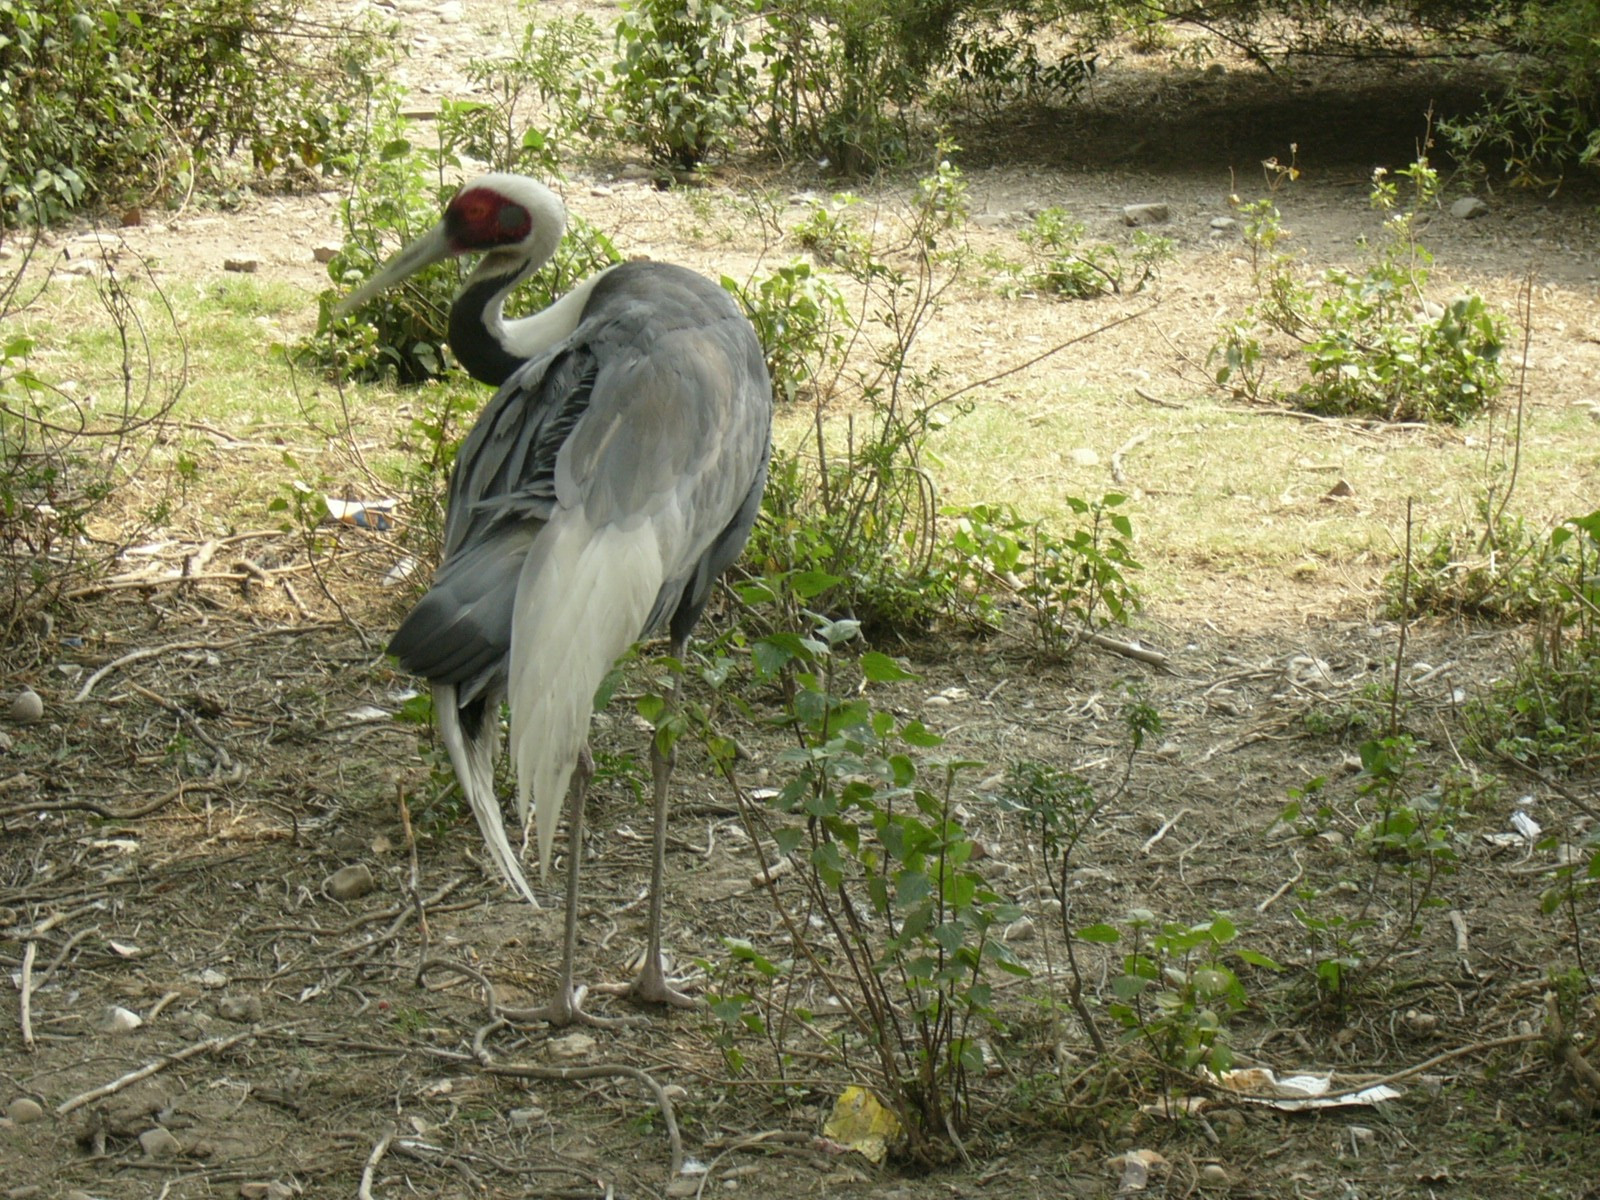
top-left (3, 6), bottom-right (1598, 1199)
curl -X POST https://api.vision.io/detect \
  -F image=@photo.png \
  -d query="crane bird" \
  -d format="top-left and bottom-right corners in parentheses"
top-left (337, 174), bottom-right (772, 1024)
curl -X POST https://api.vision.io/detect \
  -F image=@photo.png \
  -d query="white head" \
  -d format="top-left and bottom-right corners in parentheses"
top-left (335, 174), bottom-right (568, 315)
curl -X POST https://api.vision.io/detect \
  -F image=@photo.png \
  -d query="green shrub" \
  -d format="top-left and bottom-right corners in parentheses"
top-left (1470, 512), bottom-right (1600, 772)
top-left (1009, 208), bottom-right (1173, 299)
top-left (0, 0), bottom-right (376, 223)
top-left (1211, 156), bottom-right (1507, 422)
top-left (609, 0), bottom-right (757, 169)
top-left (705, 615), bottom-right (1024, 1161)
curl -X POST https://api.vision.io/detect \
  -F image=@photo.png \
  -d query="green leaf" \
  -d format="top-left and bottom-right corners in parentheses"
top-left (900, 720), bottom-right (943, 748)
top-left (861, 651), bottom-right (916, 683)
top-left (1077, 922), bottom-right (1121, 944)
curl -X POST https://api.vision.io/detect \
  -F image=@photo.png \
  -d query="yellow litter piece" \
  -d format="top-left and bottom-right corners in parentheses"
top-left (822, 1086), bottom-right (901, 1164)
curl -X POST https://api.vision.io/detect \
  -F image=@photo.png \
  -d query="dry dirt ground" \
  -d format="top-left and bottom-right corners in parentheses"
top-left (3, 3), bottom-right (1600, 1199)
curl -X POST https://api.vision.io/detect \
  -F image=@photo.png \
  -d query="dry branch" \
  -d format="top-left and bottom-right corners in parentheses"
top-left (55, 1023), bottom-right (288, 1115)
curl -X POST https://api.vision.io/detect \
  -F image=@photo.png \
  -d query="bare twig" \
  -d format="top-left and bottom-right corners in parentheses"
top-left (1256, 853), bottom-right (1304, 913)
top-left (56, 1024), bottom-right (286, 1115)
top-left (1141, 808), bottom-right (1192, 855)
top-left (484, 1061), bottom-right (685, 1177)
top-left (1081, 630), bottom-right (1170, 669)
top-left (1110, 428), bottom-right (1151, 485)
top-left (357, 1124), bottom-right (397, 1200)
top-left (19, 940), bottom-right (36, 1051)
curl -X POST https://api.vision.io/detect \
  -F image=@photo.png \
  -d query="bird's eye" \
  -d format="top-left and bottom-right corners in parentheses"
top-left (498, 203), bottom-right (529, 234)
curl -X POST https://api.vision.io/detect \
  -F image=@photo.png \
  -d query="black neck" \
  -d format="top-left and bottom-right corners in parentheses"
top-left (449, 273), bottom-right (528, 387)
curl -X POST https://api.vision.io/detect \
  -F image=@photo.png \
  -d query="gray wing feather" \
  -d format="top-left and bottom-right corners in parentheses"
top-left (389, 260), bottom-right (772, 689)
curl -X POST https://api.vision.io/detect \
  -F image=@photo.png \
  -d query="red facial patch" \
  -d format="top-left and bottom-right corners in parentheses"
top-left (445, 187), bottom-right (533, 252)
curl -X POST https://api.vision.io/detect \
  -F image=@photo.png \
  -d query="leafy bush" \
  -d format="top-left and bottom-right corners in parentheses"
top-left (722, 261), bottom-right (852, 405)
top-left (1, 237), bottom-right (183, 643)
top-left (445, 8), bottom-right (607, 176)
top-left (1277, 738), bottom-right (1474, 1009)
top-left (609, 0), bottom-right (757, 169)
top-left (1211, 156), bottom-right (1507, 423)
top-left (1007, 208), bottom-right (1173, 299)
top-left (1469, 510), bottom-right (1600, 773)
top-left (944, 496), bottom-right (1140, 654)
top-left (0, 0), bottom-right (376, 223)
top-left (1439, 0), bottom-right (1600, 186)
top-left (706, 614), bottom-right (1025, 1162)
top-left (743, 152), bottom-right (970, 638)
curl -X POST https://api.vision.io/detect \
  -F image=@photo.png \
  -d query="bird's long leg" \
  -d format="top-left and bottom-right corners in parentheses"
top-left (512, 747), bottom-right (636, 1029)
top-left (599, 644), bottom-right (700, 1010)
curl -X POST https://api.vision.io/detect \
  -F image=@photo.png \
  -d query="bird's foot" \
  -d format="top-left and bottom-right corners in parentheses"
top-left (503, 984), bottom-right (643, 1029)
top-left (593, 959), bottom-right (704, 1011)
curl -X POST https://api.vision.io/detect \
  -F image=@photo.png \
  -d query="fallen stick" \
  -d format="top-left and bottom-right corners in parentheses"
top-left (357, 1124), bottom-right (397, 1200)
top-left (484, 1061), bottom-right (685, 1178)
top-left (1141, 808), bottom-right (1191, 855)
top-left (55, 1024), bottom-right (283, 1115)
top-left (19, 940), bottom-right (36, 1051)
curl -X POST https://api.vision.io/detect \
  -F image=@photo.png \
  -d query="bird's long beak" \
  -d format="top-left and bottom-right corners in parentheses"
top-left (332, 222), bottom-right (455, 317)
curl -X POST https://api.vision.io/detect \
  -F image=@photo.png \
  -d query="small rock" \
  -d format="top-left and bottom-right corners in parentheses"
top-left (1450, 196), bottom-right (1488, 220)
top-left (325, 863), bottom-right (375, 901)
top-left (223, 258), bottom-right (259, 274)
top-left (1069, 447), bottom-right (1100, 467)
top-left (1122, 202), bottom-right (1170, 226)
top-left (972, 213), bottom-right (1008, 229)
top-left (8, 689), bottom-right (43, 724)
top-left (508, 1105), bottom-right (546, 1126)
top-left (1199, 1163), bottom-right (1230, 1187)
top-left (239, 1182), bottom-right (295, 1200)
top-left (120, 208), bottom-right (142, 227)
top-left (5, 1185), bottom-right (45, 1199)
top-left (1209, 216), bottom-right (1237, 231)
top-left (198, 967), bottom-right (229, 988)
top-left (218, 993), bottom-right (263, 1023)
top-left (548, 1032), bottom-right (596, 1062)
top-left (1204, 63), bottom-right (1227, 77)
top-left (1003, 916), bottom-right (1036, 942)
top-left (1402, 1008), bottom-right (1439, 1035)
top-left (0, 731), bottom-right (12, 752)
top-left (7, 1097), bottom-right (44, 1124)
top-left (102, 1005), bottom-right (144, 1033)
top-left (312, 245), bottom-right (340, 264)
top-left (139, 1126), bottom-right (182, 1158)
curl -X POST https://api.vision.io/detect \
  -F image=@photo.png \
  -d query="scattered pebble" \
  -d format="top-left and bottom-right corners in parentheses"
top-left (1450, 196), bottom-right (1489, 220)
top-left (6, 1097), bottom-right (44, 1125)
top-left (139, 1127), bottom-right (182, 1158)
top-left (223, 258), bottom-right (260, 274)
top-left (548, 1032), bottom-right (596, 1061)
top-left (508, 1106), bottom-right (546, 1126)
top-left (8, 689), bottom-right (43, 724)
top-left (312, 245), bottom-right (340, 264)
top-left (218, 994), bottom-right (264, 1023)
top-left (1003, 916), bottom-right (1036, 942)
top-left (325, 864), bottom-right (375, 901)
top-left (102, 1006), bottom-right (144, 1033)
top-left (1122, 202), bottom-right (1171, 226)
top-left (1199, 1163), bottom-right (1230, 1187)
top-left (239, 1182), bottom-right (295, 1200)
